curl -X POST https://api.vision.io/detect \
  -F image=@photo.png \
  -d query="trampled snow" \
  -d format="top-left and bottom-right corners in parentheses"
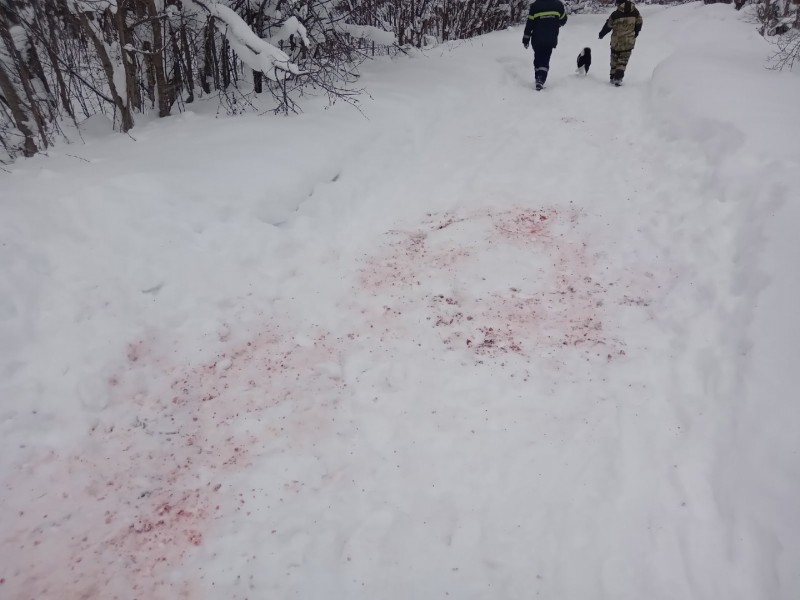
top-left (1, 4), bottom-right (799, 599)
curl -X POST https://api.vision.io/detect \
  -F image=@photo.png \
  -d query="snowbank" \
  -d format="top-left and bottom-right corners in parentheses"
top-left (648, 4), bottom-right (800, 596)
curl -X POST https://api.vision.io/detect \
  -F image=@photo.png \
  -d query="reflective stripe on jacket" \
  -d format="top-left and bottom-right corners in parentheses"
top-left (522, 0), bottom-right (568, 48)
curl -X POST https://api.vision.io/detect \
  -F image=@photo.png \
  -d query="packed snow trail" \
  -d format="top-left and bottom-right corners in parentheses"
top-left (2, 4), bottom-right (799, 600)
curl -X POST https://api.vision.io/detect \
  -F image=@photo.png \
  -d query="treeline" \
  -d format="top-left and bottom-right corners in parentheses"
top-left (755, 0), bottom-right (799, 63)
top-left (0, 0), bottom-right (528, 160)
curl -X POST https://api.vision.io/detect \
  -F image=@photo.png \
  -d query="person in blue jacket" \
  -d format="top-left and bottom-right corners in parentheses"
top-left (522, 0), bottom-right (568, 90)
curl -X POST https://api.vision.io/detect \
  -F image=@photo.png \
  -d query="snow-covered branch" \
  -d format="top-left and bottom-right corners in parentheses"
top-left (338, 23), bottom-right (396, 46)
top-left (199, 2), bottom-right (303, 79)
top-left (269, 16), bottom-right (311, 48)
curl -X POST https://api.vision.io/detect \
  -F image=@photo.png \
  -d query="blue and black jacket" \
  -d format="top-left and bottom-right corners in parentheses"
top-left (522, 0), bottom-right (568, 48)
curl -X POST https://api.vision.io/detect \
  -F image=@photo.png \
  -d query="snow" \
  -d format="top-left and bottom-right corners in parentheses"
top-left (77, 113), bottom-right (115, 138)
top-left (270, 16), bottom-right (311, 48)
top-left (646, 6), bottom-right (800, 595)
top-left (2, 3), bottom-right (800, 599)
top-left (208, 3), bottom-right (301, 77)
top-left (340, 23), bottom-right (397, 46)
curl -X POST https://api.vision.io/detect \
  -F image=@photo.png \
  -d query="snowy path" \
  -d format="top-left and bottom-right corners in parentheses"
top-left (2, 5), bottom-right (799, 600)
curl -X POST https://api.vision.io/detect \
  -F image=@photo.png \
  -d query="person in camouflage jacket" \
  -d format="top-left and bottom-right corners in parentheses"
top-left (598, 0), bottom-right (643, 85)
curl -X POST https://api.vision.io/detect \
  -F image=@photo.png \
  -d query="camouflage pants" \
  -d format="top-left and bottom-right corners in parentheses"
top-left (610, 49), bottom-right (632, 80)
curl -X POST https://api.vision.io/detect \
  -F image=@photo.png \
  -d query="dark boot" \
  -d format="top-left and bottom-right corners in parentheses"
top-left (532, 45), bottom-right (553, 91)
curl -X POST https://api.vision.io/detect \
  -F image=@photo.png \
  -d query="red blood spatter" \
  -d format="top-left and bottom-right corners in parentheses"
top-left (361, 207), bottom-right (635, 363)
top-left (360, 214), bottom-right (475, 292)
top-left (493, 208), bottom-right (555, 240)
top-left (3, 207), bottom-right (654, 599)
top-left (2, 323), bottom-right (348, 600)
top-left (426, 212), bottom-right (467, 231)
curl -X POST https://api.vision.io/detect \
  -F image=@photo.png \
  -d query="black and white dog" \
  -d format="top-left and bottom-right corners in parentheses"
top-left (576, 47), bottom-right (592, 75)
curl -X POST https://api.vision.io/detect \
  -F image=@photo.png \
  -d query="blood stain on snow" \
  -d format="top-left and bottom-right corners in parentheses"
top-left (493, 208), bottom-right (553, 240)
top-left (1, 324), bottom-right (346, 600)
top-left (361, 214), bottom-right (473, 290)
top-left (361, 207), bottom-right (642, 363)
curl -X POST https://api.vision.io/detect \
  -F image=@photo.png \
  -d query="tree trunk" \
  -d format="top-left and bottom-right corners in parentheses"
top-left (221, 37), bottom-right (230, 89)
top-left (170, 24), bottom-right (183, 107)
top-left (143, 39), bottom-right (155, 106)
top-left (201, 17), bottom-right (216, 93)
top-left (180, 19), bottom-right (194, 102)
top-left (145, 0), bottom-right (170, 117)
top-left (77, 11), bottom-right (134, 131)
top-left (0, 20), bottom-right (49, 149)
top-left (41, 7), bottom-right (75, 117)
top-left (26, 41), bottom-right (56, 118)
top-left (253, 9), bottom-right (263, 94)
top-left (0, 61), bottom-right (38, 156)
top-left (115, 0), bottom-right (141, 112)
